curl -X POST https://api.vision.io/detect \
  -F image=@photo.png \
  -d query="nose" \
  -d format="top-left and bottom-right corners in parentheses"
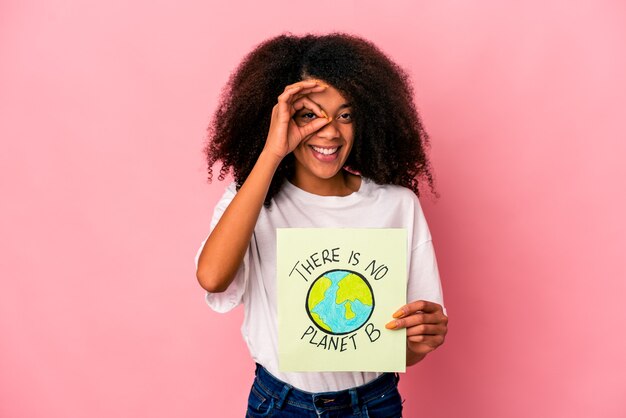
top-left (315, 119), bottom-right (341, 140)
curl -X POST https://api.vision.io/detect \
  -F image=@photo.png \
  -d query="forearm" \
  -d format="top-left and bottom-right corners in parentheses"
top-left (196, 150), bottom-right (282, 292)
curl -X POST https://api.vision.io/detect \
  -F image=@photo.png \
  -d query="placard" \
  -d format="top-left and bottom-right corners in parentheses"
top-left (277, 228), bottom-right (407, 372)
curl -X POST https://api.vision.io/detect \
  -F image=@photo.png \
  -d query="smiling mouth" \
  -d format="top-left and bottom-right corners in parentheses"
top-left (310, 145), bottom-right (339, 155)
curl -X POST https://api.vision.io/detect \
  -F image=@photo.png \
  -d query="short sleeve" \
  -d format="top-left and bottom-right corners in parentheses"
top-left (195, 182), bottom-right (250, 313)
top-left (407, 240), bottom-right (447, 316)
top-left (405, 193), bottom-right (446, 315)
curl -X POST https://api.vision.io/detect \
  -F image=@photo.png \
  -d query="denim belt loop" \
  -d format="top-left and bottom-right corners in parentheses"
top-left (275, 383), bottom-right (292, 410)
top-left (349, 388), bottom-right (360, 416)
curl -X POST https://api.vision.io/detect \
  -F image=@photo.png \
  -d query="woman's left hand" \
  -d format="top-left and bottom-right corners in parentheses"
top-left (385, 300), bottom-right (448, 357)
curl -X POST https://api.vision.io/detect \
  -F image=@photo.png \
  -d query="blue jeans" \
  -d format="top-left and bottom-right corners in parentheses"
top-left (246, 363), bottom-right (403, 417)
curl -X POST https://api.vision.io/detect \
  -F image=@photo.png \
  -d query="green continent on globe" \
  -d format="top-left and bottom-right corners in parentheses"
top-left (308, 277), bottom-right (332, 311)
top-left (336, 273), bottom-right (373, 306)
top-left (308, 277), bottom-right (333, 331)
top-left (344, 301), bottom-right (356, 320)
top-left (307, 270), bottom-right (374, 335)
top-left (310, 312), bottom-right (331, 332)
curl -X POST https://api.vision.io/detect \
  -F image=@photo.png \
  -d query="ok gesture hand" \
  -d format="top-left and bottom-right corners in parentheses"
top-left (264, 79), bottom-right (332, 160)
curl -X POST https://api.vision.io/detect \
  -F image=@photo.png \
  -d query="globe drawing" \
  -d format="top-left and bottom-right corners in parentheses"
top-left (306, 269), bottom-right (374, 335)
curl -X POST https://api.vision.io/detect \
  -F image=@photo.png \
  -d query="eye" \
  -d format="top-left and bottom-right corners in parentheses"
top-left (338, 112), bottom-right (352, 123)
top-left (293, 111), bottom-right (317, 124)
top-left (294, 110), bottom-right (353, 124)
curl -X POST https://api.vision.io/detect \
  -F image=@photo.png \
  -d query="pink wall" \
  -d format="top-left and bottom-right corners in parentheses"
top-left (1, 1), bottom-right (625, 417)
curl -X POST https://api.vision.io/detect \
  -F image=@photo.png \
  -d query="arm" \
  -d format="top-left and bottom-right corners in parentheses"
top-left (196, 150), bottom-right (281, 292)
top-left (196, 79), bottom-right (331, 293)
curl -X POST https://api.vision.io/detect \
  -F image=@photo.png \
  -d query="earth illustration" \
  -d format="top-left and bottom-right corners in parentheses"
top-left (306, 269), bottom-right (374, 335)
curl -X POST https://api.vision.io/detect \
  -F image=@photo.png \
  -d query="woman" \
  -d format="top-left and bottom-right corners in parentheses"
top-left (196, 32), bottom-right (448, 417)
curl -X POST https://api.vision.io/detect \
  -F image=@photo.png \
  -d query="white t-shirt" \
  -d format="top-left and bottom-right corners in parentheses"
top-left (195, 176), bottom-right (446, 392)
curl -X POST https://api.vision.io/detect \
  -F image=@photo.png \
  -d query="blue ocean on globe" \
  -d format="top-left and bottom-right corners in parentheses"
top-left (309, 270), bottom-right (373, 334)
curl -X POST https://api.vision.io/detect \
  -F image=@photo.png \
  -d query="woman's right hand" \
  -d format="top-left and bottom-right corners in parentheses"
top-left (263, 79), bottom-right (333, 160)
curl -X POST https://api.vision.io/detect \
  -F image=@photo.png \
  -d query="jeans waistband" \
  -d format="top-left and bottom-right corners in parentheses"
top-left (253, 363), bottom-right (400, 413)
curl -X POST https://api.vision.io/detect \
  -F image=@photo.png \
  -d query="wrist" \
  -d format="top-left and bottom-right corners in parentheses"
top-left (259, 148), bottom-right (284, 168)
top-left (406, 343), bottom-right (428, 366)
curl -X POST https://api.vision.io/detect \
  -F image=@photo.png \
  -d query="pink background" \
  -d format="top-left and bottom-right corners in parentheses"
top-left (1, 1), bottom-right (625, 417)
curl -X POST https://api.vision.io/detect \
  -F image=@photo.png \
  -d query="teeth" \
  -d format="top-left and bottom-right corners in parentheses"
top-left (311, 146), bottom-right (338, 155)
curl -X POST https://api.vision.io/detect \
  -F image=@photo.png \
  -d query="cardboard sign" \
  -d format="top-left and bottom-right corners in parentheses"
top-left (277, 228), bottom-right (407, 372)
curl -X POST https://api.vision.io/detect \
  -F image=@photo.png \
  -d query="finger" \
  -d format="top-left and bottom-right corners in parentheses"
top-left (291, 96), bottom-right (328, 119)
top-left (273, 91), bottom-right (307, 122)
top-left (408, 334), bottom-right (445, 346)
top-left (385, 312), bottom-right (443, 330)
top-left (289, 90), bottom-right (327, 114)
top-left (283, 85), bottom-right (327, 103)
top-left (406, 324), bottom-right (446, 337)
top-left (408, 345), bottom-right (432, 356)
top-left (290, 79), bottom-right (329, 89)
top-left (277, 89), bottom-right (329, 122)
top-left (407, 340), bottom-right (437, 355)
top-left (289, 84), bottom-right (328, 99)
top-left (288, 85), bottom-right (329, 110)
top-left (298, 114), bottom-right (332, 138)
top-left (279, 80), bottom-right (328, 100)
top-left (392, 300), bottom-right (443, 319)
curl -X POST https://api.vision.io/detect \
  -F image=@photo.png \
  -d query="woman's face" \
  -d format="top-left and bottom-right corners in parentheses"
top-left (291, 83), bottom-right (354, 184)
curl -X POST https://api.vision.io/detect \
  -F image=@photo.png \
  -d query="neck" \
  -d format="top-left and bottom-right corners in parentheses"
top-left (290, 170), bottom-right (361, 197)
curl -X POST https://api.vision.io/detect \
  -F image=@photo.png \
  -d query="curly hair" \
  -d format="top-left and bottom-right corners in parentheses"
top-left (203, 31), bottom-right (438, 207)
